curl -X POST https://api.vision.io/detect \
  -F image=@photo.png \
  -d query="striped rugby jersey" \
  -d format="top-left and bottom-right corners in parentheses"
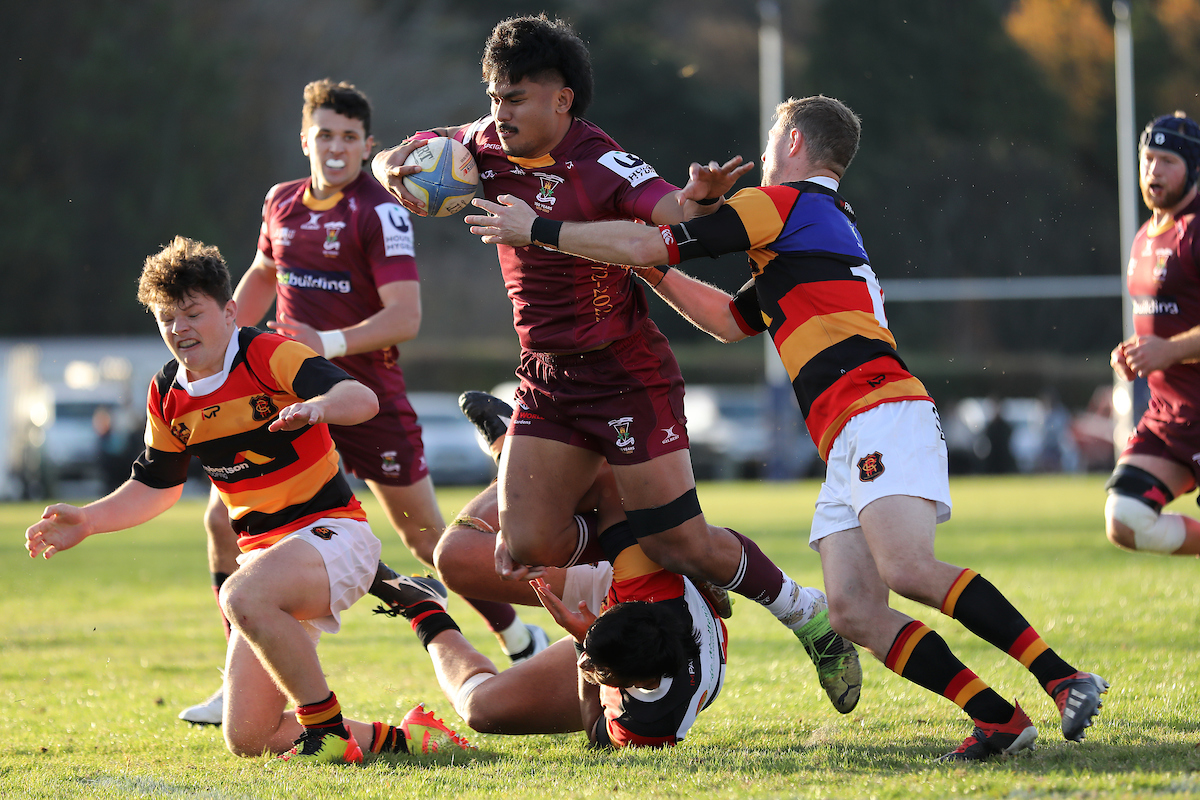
top-left (660, 180), bottom-right (932, 459)
top-left (594, 526), bottom-right (727, 748)
top-left (133, 327), bottom-right (365, 551)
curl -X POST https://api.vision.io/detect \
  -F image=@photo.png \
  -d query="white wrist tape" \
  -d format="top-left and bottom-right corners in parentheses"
top-left (316, 329), bottom-right (347, 359)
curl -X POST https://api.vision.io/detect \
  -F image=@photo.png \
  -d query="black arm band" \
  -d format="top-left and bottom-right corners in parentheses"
top-left (695, 195), bottom-right (722, 206)
top-left (530, 216), bottom-right (562, 248)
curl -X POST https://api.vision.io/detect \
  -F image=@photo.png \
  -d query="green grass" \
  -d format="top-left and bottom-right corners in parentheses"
top-left (3, 476), bottom-right (1199, 798)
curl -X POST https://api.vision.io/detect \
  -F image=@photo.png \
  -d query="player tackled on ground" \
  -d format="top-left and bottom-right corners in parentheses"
top-left (25, 237), bottom-right (469, 764)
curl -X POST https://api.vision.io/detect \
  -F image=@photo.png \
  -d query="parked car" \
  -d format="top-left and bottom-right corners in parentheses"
top-left (408, 392), bottom-right (497, 486)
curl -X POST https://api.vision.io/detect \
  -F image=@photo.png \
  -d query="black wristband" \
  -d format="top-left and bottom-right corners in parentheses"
top-left (695, 195), bottom-right (722, 206)
top-left (530, 216), bottom-right (563, 248)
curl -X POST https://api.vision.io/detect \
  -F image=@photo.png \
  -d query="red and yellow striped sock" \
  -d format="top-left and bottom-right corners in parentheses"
top-left (296, 692), bottom-right (348, 739)
top-left (941, 568), bottom-right (1075, 690)
top-left (886, 620), bottom-right (1012, 723)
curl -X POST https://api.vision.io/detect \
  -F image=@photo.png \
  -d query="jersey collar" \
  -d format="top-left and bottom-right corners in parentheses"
top-left (177, 328), bottom-right (241, 397)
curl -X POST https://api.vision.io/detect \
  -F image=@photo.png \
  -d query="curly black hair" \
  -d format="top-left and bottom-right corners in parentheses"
top-left (482, 14), bottom-right (593, 118)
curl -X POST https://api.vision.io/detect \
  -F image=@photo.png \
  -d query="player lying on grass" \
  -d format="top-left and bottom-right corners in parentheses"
top-left (463, 95), bottom-right (1109, 762)
top-left (24, 236), bottom-right (469, 764)
top-left (380, 397), bottom-right (725, 746)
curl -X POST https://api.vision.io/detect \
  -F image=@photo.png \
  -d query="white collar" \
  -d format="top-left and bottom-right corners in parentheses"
top-left (177, 328), bottom-right (241, 397)
top-left (805, 175), bottom-right (840, 191)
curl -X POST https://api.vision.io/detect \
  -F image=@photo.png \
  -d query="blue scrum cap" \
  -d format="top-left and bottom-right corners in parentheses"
top-left (1140, 111), bottom-right (1200, 188)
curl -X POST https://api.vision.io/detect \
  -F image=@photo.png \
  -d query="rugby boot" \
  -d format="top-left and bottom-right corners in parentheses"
top-left (1047, 671), bottom-right (1109, 742)
top-left (793, 595), bottom-right (862, 713)
top-left (400, 703), bottom-right (475, 753)
top-left (275, 728), bottom-right (363, 764)
top-left (459, 390), bottom-right (512, 459)
top-left (939, 702), bottom-right (1037, 762)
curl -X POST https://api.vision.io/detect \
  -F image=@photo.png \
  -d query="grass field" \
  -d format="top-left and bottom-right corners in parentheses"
top-left (3, 475), bottom-right (1199, 799)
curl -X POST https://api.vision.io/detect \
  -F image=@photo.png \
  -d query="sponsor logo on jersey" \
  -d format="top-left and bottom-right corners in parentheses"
top-left (481, 169), bottom-right (497, 181)
top-left (301, 212), bottom-right (324, 230)
top-left (867, 374), bottom-right (887, 388)
top-left (857, 451), bottom-right (885, 482)
top-left (202, 406), bottom-right (219, 419)
top-left (661, 426), bottom-right (680, 445)
top-left (204, 461), bottom-right (253, 478)
top-left (480, 142), bottom-right (503, 152)
top-left (310, 526), bottom-right (337, 540)
top-left (250, 394), bottom-right (278, 422)
top-left (171, 421), bottom-right (191, 445)
top-left (375, 203), bottom-right (415, 258)
top-left (381, 450), bottom-right (400, 474)
top-left (1131, 295), bottom-right (1180, 316)
top-left (608, 416), bottom-right (636, 453)
top-left (598, 150), bottom-right (658, 187)
top-left (277, 267), bottom-right (353, 294)
top-left (511, 165), bottom-right (526, 176)
top-left (533, 172), bottom-right (565, 212)
top-left (273, 227), bottom-right (295, 248)
top-left (323, 220), bottom-right (346, 254)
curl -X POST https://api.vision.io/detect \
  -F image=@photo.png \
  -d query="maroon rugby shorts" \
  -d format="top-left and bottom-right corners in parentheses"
top-left (511, 320), bottom-right (690, 465)
top-left (1122, 409), bottom-right (1200, 484)
top-left (330, 402), bottom-right (429, 486)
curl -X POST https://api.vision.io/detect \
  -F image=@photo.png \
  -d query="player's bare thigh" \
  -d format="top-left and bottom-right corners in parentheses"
top-left (499, 434), bottom-right (604, 566)
top-left (857, 494), bottom-right (962, 607)
top-left (1119, 453), bottom-right (1197, 496)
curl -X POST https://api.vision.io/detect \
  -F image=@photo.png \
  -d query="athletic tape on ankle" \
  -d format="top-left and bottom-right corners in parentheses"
top-left (453, 672), bottom-right (495, 720)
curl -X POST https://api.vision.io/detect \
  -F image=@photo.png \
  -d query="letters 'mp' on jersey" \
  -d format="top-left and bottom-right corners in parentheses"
top-left (258, 172), bottom-right (417, 411)
top-left (661, 181), bottom-right (932, 459)
top-left (1128, 192), bottom-right (1200, 422)
top-left (458, 117), bottom-right (675, 353)
top-left (134, 328), bottom-right (364, 552)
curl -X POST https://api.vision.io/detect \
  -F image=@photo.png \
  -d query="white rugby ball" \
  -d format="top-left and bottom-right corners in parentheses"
top-left (402, 137), bottom-right (479, 217)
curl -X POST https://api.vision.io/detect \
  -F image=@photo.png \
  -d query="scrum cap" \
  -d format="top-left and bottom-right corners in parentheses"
top-left (1140, 111), bottom-right (1200, 189)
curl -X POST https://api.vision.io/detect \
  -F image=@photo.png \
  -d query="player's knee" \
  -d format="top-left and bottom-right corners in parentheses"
top-left (824, 592), bottom-right (870, 645)
top-left (223, 727), bottom-right (265, 758)
top-left (1105, 492), bottom-right (1185, 553)
top-left (432, 528), bottom-right (476, 595)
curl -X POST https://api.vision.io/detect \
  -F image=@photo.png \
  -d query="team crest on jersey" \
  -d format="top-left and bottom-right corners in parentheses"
top-left (381, 450), bottom-right (400, 474)
top-left (310, 526), bottom-right (337, 540)
top-left (170, 421), bottom-right (191, 445)
top-left (323, 221), bottom-right (346, 254)
top-left (608, 416), bottom-right (636, 454)
top-left (301, 212), bottom-right (323, 230)
top-left (1153, 248), bottom-right (1172, 283)
top-left (250, 394), bottom-right (278, 422)
top-left (533, 172), bottom-right (565, 212)
top-left (857, 451), bottom-right (885, 482)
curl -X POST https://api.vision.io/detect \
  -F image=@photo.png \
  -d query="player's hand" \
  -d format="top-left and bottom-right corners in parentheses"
top-left (531, 576), bottom-right (595, 641)
top-left (494, 534), bottom-right (548, 581)
top-left (267, 313), bottom-right (321, 353)
top-left (466, 196), bottom-right (536, 246)
top-left (372, 142), bottom-right (427, 215)
top-left (269, 402), bottom-right (323, 432)
top-left (1110, 340), bottom-right (1136, 381)
top-left (26, 504), bottom-right (90, 559)
top-left (1123, 334), bottom-right (1179, 377)
top-left (678, 155), bottom-right (755, 210)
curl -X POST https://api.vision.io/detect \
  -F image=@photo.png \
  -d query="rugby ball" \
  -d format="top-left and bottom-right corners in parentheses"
top-left (402, 137), bottom-right (479, 217)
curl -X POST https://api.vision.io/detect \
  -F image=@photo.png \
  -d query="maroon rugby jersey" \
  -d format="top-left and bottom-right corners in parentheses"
top-left (1128, 192), bottom-right (1200, 424)
top-left (258, 171), bottom-right (418, 412)
top-left (458, 117), bottom-right (675, 352)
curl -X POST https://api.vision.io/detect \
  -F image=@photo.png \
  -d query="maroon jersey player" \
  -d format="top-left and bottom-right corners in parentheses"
top-left (1107, 111), bottom-right (1200, 557)
top-left (374, 14), bottom-right (862, 716)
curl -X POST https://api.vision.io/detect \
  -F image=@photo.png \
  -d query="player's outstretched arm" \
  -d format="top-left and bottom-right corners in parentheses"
top-left (668, 156), bottom-right (756, 220)
top-left (26, 480), bottom-right (183, 560)
top-left (269, 378), bottom-right (378, 432)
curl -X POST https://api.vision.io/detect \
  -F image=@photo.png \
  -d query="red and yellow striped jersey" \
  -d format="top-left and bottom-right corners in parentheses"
top-left (133, 328), bottom-right (364, 551)
top-left (662, 181), bottom-right (932, 459)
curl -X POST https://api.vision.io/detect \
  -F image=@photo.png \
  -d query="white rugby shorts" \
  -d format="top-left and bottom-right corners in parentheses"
top-left (809, 400), bottom-right (952, 549)
top-left (237, 517), bottom-right (381, 636)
